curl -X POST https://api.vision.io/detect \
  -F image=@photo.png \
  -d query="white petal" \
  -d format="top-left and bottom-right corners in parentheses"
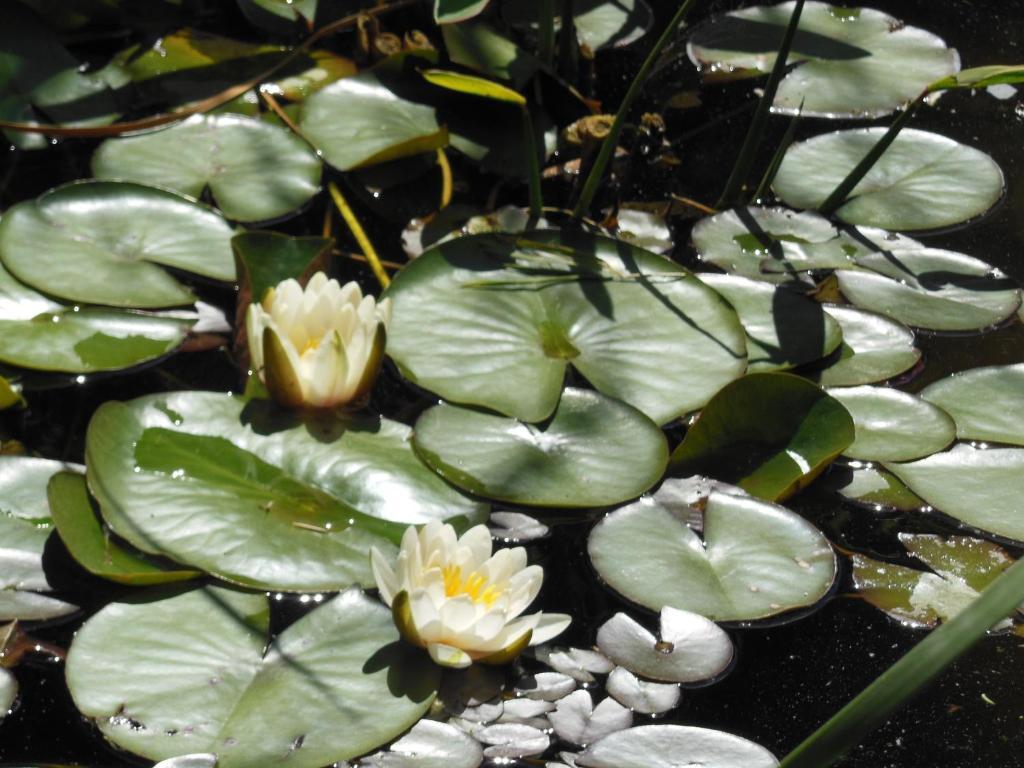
top-left (440, 595), bottom-right (484, 636)
top-left (370, 547), bottom-right (398, 606)
top-left (428, 642), bottom-right (473, 669)
top-left (456, 525), bottom-right (494, 571)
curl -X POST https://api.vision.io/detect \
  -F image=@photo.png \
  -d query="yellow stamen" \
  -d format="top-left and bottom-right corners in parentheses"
top-left (442, 564), bottom-right (502, 606)
top-left (301, 336), bottom-right (320, 355)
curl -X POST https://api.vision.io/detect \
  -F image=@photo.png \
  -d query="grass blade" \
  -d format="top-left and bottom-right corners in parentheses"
top-left (571, 0), bottom-right (700, 220)
top-left (779, 554), bottom-right (1024, 768)
top-left (716, 0), bottom-right (805, 209)
top-left (751, 101), bottom-right (802, 203)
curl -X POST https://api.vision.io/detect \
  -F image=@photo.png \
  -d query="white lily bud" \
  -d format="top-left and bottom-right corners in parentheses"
top-left (246, 273), bottom-right (391, 409)
top-left (371, 521), bottom-right (571, 669)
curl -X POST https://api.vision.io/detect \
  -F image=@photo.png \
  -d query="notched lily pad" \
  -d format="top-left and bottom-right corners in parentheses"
top-left (412, 388), bottom-right (668, 508)
top-left (823, 463), bottom-right (925, 512)
top-left (811, 306), bottom-right (920, 387)
top-left (670, 372), bottom-right (855, 502)
top-left (0, 181), bottom-right (236, 309)
top-left (588, 482), bottom-right (837, 621)
top-left (920, 364), bottom-right (1024, 446)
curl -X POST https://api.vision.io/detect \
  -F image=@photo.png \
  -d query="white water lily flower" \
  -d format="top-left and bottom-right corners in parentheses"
top-left (371, 521), bottom-right (571, 669)
top-left (246, 272), bottom-right (391, 409)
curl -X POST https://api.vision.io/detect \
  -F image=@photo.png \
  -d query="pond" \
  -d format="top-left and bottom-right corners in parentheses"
top-left (1, 0), bottom-right (1024, 767)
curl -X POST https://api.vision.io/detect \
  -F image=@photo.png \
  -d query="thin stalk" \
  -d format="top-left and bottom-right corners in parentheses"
top-left (327, 182), bottom-right (391, 289)
top-left (751, 103), bottom-right (802, 203)
top-left (539, 0), bottom-right (556, 66)
top-left (572, 0), bottom-right (699, 220)
top-left (435, 148), bottom-right (453, 210)
top-left (557, 0), bottom-right (578, 82)
top-left (818, 95), bottom-right (922, 215)
top-left (780, 555), bottom-right (1024, 768)
top-left (522, 108), bottom-right (544, 220)
top-left (716, 0), bottom-right (805, 208)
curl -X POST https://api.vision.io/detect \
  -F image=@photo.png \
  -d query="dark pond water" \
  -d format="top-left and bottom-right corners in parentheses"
top-left (2, 0), bottom-right (1024, 766)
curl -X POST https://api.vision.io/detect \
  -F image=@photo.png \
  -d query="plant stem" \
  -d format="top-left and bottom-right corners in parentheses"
top-left (817, 94), bottom-right (922, 215)
top-left (539, 0), bottom-right (556, 66)
top-left (327, 182), bottom-right (391, 289)
top-left (716, 0), bottom-right (805, 209)
top-left (779, 555), bottom-right (1024, 768)
top-left (572, 0), bottom-right (699, 220)
top-left (751, 103), bottom-right (802, 203)
top-left (522, 108), bottom-right (544, 220)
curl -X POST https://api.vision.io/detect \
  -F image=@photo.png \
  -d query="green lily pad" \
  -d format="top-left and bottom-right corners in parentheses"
top-left (852, 533), bottom-right (1015, 628)
top-left (826, 386), bottom-right (955, 462)
top-left (0, 259), bottom-right (192, 373)
top-left (0, 666), bottom-right (15, 719)
top-left (238, 0), bottom-right (318, 25)
top-left (886, 444), bottom-right (1024, 542)
top-left (772, 128), bottom-right (1004, 231)
top-left (386, 230), bottom-right (746, 424)
top-left (578, 725), bottom-right (778, 768)
top-left (503, 0), bottom-right (654, 51)
top-left (442, 22), bottom-right (542, 88)
top-left (412, 388), bottom-right (668, 508)
top-left (0, 181), bottom-right (236, 309)
top-left (920, 364), bottom-right (1024, 446)
top-left (687, 2), bottom-right (958, 119)
top-left (0, 456), bottom-right (80, 553)
top-left (836, 249), bottom-right (1021, 331)
top-left (588, 482), bottom-right (836, 621)
top-left (48, 472), bottom-right (201, 586)
top-left (0, 375), bottom-right (20, 409)
top-left (436, 0), bottom-right (490, 24)
top-left (66, 586), bottom-right (438, 767)
top-left (300, 65), bottom-right (448, 172)
top-left (85, 391), bottom-right (486, 591)
top-left (812, 306), bottom-right (920, 387)
top-left (823, 463), bottom-right (925, 512)
top-left (697, 273), bottom-right (842, 372)
top-left (92, 115), bottom-right (321, 223)
top-left (691, 207), bottom-right (856, 284)
top-left (670, 373), bottom-right (855, 502)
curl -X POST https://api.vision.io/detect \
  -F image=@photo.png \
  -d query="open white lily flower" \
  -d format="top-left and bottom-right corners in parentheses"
top-left (371, 521), bottom-right (571, 669)
top-left (246, 272), bottom-right (391, 409)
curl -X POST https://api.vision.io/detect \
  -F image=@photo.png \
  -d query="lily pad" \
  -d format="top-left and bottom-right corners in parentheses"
top-left (824, 463), bottom-right (925, 512)
top-left (920, 364), bottom-right (1024, 446)
top-left (0, 665), bottom-right (15, 719)
top-left (0, 456), bottom-right (80, 553)
top-left (0, 259), bottom-right (192, 373)
top-left (442, 22), bottom-right (542, 88)
top-left (836, 249), bottom-right (1021, 332)
top-left (503, 0), bottom-right (654, 51)
top-left (436, 0), bottom-right (489, 24)
top-left (852, 533), bottom-right (1016, 628)
top-left (0, 181), bottom-right (236, 309)
top-left (0, 548), bottom-right (78, 622)
top-left (772, 128), bottom-right (1004, 231)
top-left (588, 484), bottom-right (837, 621)
top-left (300, 66), bottom-right (448, 172)
top-left (85, 391), bottom-right (487, 591)
top-left (886, 445), bottom-right (1024, 542)
top-left (670, 373), bottom-right (854, 502)
top-left (697, 273), bottom-right (842, 372)
top-left (605, 668), bottom-right (680, 715)
top-left (48, 472), bottom-right (201, 586)
top-left (412, 388), bottom-right (668, 508)
top-left (386, 230), bottom-right (746, 424)
top-left (595, 608), bottom-right (733, 683)
top-left (691, 207), bottom-right (852, 284)
top-left (577, 725), bottom-right (778, 768)
top-left (365, 719), bottom-right (484, 767)
top-left (826, 386), bottom-right (955, 462)
top-left (92, 115), bottom-right (321, 223)
top-left (66, 586), bottom-right (438, 766)
top-left (549, 691), bottom-right (632, 747)
top-left (687, 2), bottom-right (958, 119)
top-left (812, 306), bottom-right (920, 387)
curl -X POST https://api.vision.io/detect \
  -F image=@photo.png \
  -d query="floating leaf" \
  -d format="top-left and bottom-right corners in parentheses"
top-left (595, 608), bottom-right (733, 683)
top-left (577, 724), bottom-right (778, 768)
top-left (823, 463), bottom-right (925, 512)
top-left (928, 64), bottom-right (1024, 92)
top-left (836, 249), bottom-right (1021, 331)
top-left (386, 230), bottom-right (746, 424)
top-left (887, 444), bottom-right (1024, 542)
top-left (0, 456), bottom-right (79, 553)
top-left (588, 484), bottom-right (836, 621)
top-left (153, 755), bottom-right (218, 768)
top-left (489, 511), bottom-right (550, 542)
top-left (920, 364), bottom-right (1024, 446)
top-left (442, 22), bottom-right (542, 88)
top-left (300, 66), bottom-right (448, 171)
top-left (605, 667), bottom-right (680, 715)
top-left (852, 533), bottom-right (1016, 628)
top-left (697, 273), bottom-right (842, 372)
top-left (363, 719), bottom-right (484, 768)
top-left (687, 2), bottom-right (958, 119)
top-left (0, 548), bottom-right (77, 622)
top-left (436, 0), bottom-right (490, 24)
top-left (237, 0), bottom-right (318, 25)
top-left (421, 69), bottom-right (526, 105)
top-left (503, 0), bottom-right (654, 51)
top-left (477, 723), bottom-right (549, 758)
top-left (670, 373), bottom-right (854, 501)
top-left (515, 671), bottom-right (577, 701)
top-left (85, 391), bottom-right (486, 591)
top-left (826, 386), bottom-right (955, 462)
top-left (0, 375), bottom-right (20, 410)
top-left (773, 129), bottom-right (1004, 231)
top-left (812, 306), bottom-right (920, 387)
top-left (548, 691), bottom-right (632, 747)
top-left (92, 115), bottom-right (321, 223)
top-left (534, 646), bottom-right (612, 683)
top-left (412, 388), bottom-right (668, 508)
top-left (66, 586), bottom-right (438, 766)
top-left (691, 207), bottom-right (854, 284)
top-left (0, 181), bottom-right (236, 309)
top-left (0, 666), bottom-right (15, 720)
top-left (48, 472), bottom-right (201, 586)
